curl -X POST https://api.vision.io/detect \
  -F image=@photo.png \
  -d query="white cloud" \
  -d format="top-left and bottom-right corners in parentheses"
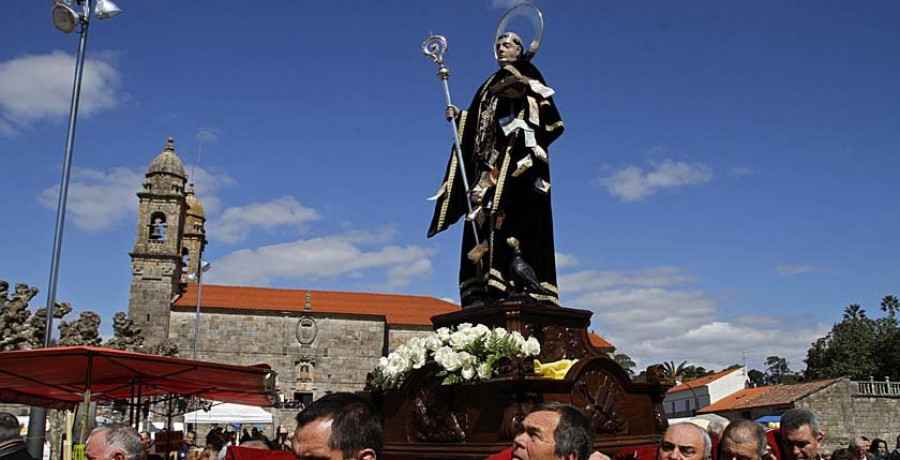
top-left (210, 196), bottom-right (321, 244)
top-left (38, 165), bottom-right (233, 233)
top-left (562, 266), bottom-right (828, 371)
top-left (777, 264), bottom-right (825, 276)
top-left (595, 159), bottom-right (713, 202)
top-left (38, 167), bottom-right (142, 232)
top-left (555, 252), bottom-right (579, 269)
top-left (207, 230), bottom-right (434, 288)
top-left (0, 51), bottom-right (122, 134)
top-left (560, 266), bottom-right (696, 293)
top-left (184, 164), bottom-right (236, 215)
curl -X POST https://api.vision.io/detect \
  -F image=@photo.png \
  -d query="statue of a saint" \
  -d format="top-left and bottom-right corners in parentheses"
top-left (427, 31), bottom-right (564, 307)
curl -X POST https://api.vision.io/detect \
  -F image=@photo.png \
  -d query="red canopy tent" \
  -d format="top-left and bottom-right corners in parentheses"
top-left (0, 346), bottom-right (276, 410)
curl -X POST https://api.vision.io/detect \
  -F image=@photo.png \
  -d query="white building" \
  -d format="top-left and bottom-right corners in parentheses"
top-left (664, 366), bottom-right (748, 418)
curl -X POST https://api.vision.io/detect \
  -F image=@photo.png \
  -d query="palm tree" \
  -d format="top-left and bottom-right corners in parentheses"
top-left (881, 295), bottom-right (899, 318)
top-left (660, 360), bottom-right (690, 382)
top-left (844, 304), bottom-right (866, 320)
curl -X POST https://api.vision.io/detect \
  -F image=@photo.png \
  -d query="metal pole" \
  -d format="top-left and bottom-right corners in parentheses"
top-left (422, 35), bottom-right (481, 247)
top-left (192, 269), bottom-right (203, 360)
top-left (28, 4), bottom-right (92, 458)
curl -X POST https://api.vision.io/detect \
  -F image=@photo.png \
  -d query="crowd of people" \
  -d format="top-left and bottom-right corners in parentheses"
top-left (1, 403), bottom-right (899, 460)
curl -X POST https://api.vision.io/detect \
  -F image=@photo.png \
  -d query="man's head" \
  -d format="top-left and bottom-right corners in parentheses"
top-left (658, 423), bottom-right (712, 460)
top-left (0, 413), bottom-right (21, 444)
top-left (512, 402), bottom-right (592, 460)
top-left (719, 420), bottom-right (768, 460)
top-left (707, 419), bottom-right (729, 441)
top-left (496, 32), bottom-right (524, 68)
top-left (780, 409), bottom-right (824, 460)
top-left (832, 448), bottom-right (855, 460)
top-left (850, 438), bottom-right (868, 460)
top-left (292, 392), bottom-right (381, 460)
top-left (85, 425), bottom-right (143, 460)
top-left (139, 431), bottom-right (151, 449)
top-left (185, 431), bottom-right (196, 446)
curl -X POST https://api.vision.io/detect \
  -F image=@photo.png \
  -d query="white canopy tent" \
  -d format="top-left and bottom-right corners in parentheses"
top-left (183, 402), bottom-right (273, 425)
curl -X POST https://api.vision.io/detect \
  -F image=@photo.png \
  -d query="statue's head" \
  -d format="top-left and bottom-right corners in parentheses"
top-left (496, 32), bottom-right (524, 67)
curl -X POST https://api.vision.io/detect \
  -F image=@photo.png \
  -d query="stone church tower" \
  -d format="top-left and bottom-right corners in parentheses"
top-left (128, 137), bottom-right (206, 342)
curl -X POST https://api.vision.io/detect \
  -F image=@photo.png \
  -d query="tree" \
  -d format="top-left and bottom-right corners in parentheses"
top-left (680, 365), bottom-right (715, 381)
top-left (806, 300), bottom-right (898, 380)
top-left (881, 295), bottom-right (899, 318)
top-left (614, 353), bottom-right (637, 377)
top-left (28, 302), bottom-right (73, 347)
top-left (843, 304), bottom-right (866, 320)
top-left (105, 312), bottom-right (145, 351)
top-left (748, 369), bottom-right (765, 387)
top-left (658, 360), bottom-right (690, 383)
top-left (764, 356), bottom-right (791, 385)
top-left (0, 281), bottom-right (39, 350)
top-left (58, 311), bottom-right (102, 346)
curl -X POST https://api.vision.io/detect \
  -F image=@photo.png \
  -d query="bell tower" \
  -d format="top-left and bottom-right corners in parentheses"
top-left (127, 137), bottom-right (188, 343)
top-left (181, 183), bottom-right (207, 283)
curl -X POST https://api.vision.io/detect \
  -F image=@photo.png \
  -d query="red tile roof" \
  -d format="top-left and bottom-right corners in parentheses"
top-left (696, 386), bottom-right (772, 413)
top-left (173, 284), bottom-right (460, 326)
top-left (588, 332), bottom-right (614, 350)
top-left (696, 379), bottom-right (841, 413)
top-left (668, 366), bottom-right (744, 393)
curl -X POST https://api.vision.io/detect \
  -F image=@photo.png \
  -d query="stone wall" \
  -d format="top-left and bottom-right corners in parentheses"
top-left (168, 308), bottom-right (388, 400)
top-left (387, 325), bottom-right (433, 350)
top-left (797, 379), bottom-right (900, 452)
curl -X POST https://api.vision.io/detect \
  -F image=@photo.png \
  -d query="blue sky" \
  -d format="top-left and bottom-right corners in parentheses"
top-left (2, 0), bottom-right (899, 373)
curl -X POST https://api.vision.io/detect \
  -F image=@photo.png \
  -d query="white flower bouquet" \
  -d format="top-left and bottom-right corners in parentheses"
top-left (369, 323), bottom-right (541, 390)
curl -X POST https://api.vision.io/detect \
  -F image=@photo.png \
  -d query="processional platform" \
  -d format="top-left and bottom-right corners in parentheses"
top-left (369, 299), bottom-right (669, 459)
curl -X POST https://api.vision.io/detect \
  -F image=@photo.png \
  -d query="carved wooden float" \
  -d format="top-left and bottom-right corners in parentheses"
top-left (368, 299), bottom-right (669, 459)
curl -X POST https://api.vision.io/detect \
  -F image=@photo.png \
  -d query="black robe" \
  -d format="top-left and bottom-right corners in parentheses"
top-left (428, 60), bottom-right (564, 307)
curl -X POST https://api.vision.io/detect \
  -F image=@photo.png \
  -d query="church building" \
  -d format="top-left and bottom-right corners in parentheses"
top-left (126, 138), bottom-right (459, 403)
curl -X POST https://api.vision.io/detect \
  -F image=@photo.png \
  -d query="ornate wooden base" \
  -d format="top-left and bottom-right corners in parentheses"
top-left (371, 298), bottom-right (668, 459)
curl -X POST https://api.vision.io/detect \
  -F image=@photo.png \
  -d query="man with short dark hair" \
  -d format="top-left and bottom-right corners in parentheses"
top-left (292, 393), bottom-right (381, 460)
top-left (512, 402), bottom-right (592, 460)
top-left (658, 423), bottom-right (712, 460)
top-left (780, 409), bottom-right (825, 460)
top-left (719, 420), bottom-right (768, 460)
top-left (85, 425), bottom-right (143, 460)
top-left (0, 413), bottom-right (34, 460)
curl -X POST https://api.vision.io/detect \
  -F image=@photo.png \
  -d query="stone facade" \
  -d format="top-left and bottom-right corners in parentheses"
top-left (796, 379), bottom-right (900, 452)
top-left (167, 308), bottom-right (413, 400)
top-left (712, 379), bottom-right (900, 454)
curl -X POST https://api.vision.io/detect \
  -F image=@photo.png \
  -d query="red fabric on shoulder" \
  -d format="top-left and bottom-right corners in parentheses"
top-left (485, 446), bottom-right (514, 460)
top-left (766, 428), bottom-right (783, 460)
top-left (613, 445), bottom-right (659, 460)
top-left (225, 446), bottom-right (294, 460)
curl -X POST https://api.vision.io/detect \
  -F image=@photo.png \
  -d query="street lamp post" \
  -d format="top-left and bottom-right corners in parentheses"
top-left (190, 262), bottom-right (212, 360)
top-left (28, 1), bottom-right (122, 458)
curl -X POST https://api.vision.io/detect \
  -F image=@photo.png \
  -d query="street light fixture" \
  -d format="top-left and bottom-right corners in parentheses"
top-left (187, 262), bottom-right (212, 360)
top-left (29, 1), bottom-right (123, 458)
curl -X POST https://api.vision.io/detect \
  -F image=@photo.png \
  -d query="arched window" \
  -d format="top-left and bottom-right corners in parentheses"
top-left (149, 212), bottom-right (167, 241)
top-left (181, 247), bottom-right (190, 269)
